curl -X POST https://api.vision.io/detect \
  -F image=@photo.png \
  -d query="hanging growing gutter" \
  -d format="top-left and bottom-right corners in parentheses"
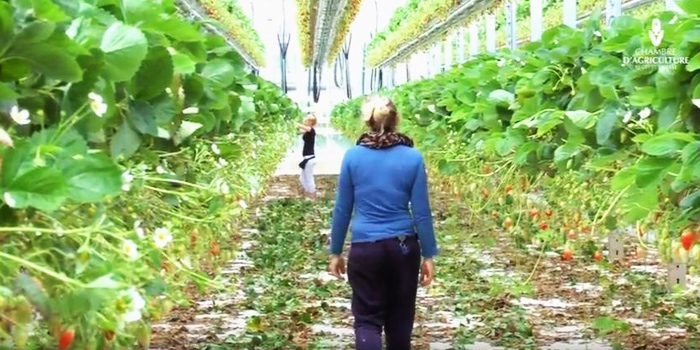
top-left (374, 0), bottom-right (496, 69)
top-left (312, 0), bottom-right (350, 65)
top-left (175, 0), bottom-right (260, 71)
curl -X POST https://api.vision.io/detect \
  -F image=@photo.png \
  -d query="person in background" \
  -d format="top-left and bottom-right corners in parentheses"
top-left (327, 96), bottom-right (438, 350)
top-left (298, 113), bottom-right (317, 198)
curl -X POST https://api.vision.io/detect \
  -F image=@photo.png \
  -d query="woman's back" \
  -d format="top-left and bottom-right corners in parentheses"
top-left (331, 142), bottom-right (435, 257)
top-left (341, 145), bottom-right (423, 238)
top-left (327, 95), bottom-right (437, 350)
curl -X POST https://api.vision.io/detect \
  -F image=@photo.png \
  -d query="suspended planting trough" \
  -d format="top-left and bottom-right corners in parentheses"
top-left (175, 0), bottom-right (261, 71)
top-left (297, 0), bottom-right (362, 102)
top-left (373, 0), bottom-right (498, 69)
top-left (313, 0), bottom-right (349, 66)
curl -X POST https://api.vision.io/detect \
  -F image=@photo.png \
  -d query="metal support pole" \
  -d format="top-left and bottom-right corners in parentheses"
top-left (406, 61), bottom-right (411, 82)
top-left (277, 32), bottom-right (290, 93)
top-left (391, 66), bottom-right (396, 87)
top-left (563, 0), bottom-right (577, 28)
top-left (505, 0), bottom-right (518, 50)
top-left (469, 22), bottom-right (479, 57)
top-left (457, 28), bottom-right (466, 63)
top-left (530, 0), bottom-right (543, 41)
top-left (606, 0), bottom-right (622, 25)
top-left (429, 45), bottom-right (436, 76)
top-left (361, 44), bottom-right (366, 95)
top-left (342, 35), bottom-right (352, 99)
top-left (486, 16), bottom-right (496, 53)
top-left (445, 34), bottom-right (453, 68)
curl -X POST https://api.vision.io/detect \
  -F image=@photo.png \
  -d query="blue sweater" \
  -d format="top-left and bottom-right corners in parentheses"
top-left (329, 145), bottom-right (438, 258)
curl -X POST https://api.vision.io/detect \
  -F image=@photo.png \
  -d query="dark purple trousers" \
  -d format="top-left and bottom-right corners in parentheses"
top-left (347, 235), bottom-right (421, 350)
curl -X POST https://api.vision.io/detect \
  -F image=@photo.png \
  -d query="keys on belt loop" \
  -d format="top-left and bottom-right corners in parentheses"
top-left (398, 235), bottom-right (410, 255)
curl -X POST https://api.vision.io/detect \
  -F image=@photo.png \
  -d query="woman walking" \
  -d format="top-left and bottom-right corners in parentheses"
top-left (298, 113), bottom-right (318, 198)
top-left (328, 96), bottom-right (438, 350)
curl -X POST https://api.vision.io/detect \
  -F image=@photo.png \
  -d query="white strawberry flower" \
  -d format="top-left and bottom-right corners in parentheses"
top-left (121, 239), bottom-right (139, 261)
top-left (120, 287), bottom-right (146, 323)
top-left (219, 181), bottom-right (230, 195)
top-left (153, 227), bottom-right (173, 248)
top-left (121, 171), bottom-right (134, 191)
top-left (3, 192), bottom-right (16, 207)
top-left (88, 92), bottom-right (108, 117)
top-left (622, 110), bottom-right (633, 123)
top-left (9, 106), bottom-right (30, 125)
top-left (182, 107), bottom-right (199, 114)
top-left (134, 220), bottom-right (145, 239)
top-left (211, 143), bottom-right (221, 155)
top-left (639, 108), bottom-right (651, 119)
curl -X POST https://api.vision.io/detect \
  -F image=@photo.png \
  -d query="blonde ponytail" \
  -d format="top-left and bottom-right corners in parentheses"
top-left (361, 96), bottom-right (399, 134)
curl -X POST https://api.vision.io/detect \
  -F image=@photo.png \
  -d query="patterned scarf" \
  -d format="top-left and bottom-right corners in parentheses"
top-left (356, 132), bottom-right (414, 149)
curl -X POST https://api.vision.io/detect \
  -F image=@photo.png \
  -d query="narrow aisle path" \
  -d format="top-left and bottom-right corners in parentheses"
top-left (151, 174), bottom-right (697, 349)
top-left (151, 176), bottom-right (481, 349)
top-left (275, 127), bottom-right (354, 176)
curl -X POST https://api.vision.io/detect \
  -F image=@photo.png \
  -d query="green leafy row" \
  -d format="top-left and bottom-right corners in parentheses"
top-left (0, 0), bottom-right (298, 348)
top-left (334, 6), bottom-right (700, 250)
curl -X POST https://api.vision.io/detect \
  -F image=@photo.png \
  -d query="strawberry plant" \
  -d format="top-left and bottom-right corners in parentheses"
top-left (0, 0), bottom-right (300, 348)
top-left (334, 4), bottom-right (700, 275)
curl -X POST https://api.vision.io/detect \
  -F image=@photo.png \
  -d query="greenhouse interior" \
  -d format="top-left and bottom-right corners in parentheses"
top-left (0, 0), bottom-right (699, 349)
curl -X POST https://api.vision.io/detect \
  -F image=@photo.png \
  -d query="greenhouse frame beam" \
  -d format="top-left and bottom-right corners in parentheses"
top-left (176, 0), bottom-right (260, 71)
top-left (312, 0), bottom-right (349, 65)
top-left (375, 0), bottom-right (495, 69)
